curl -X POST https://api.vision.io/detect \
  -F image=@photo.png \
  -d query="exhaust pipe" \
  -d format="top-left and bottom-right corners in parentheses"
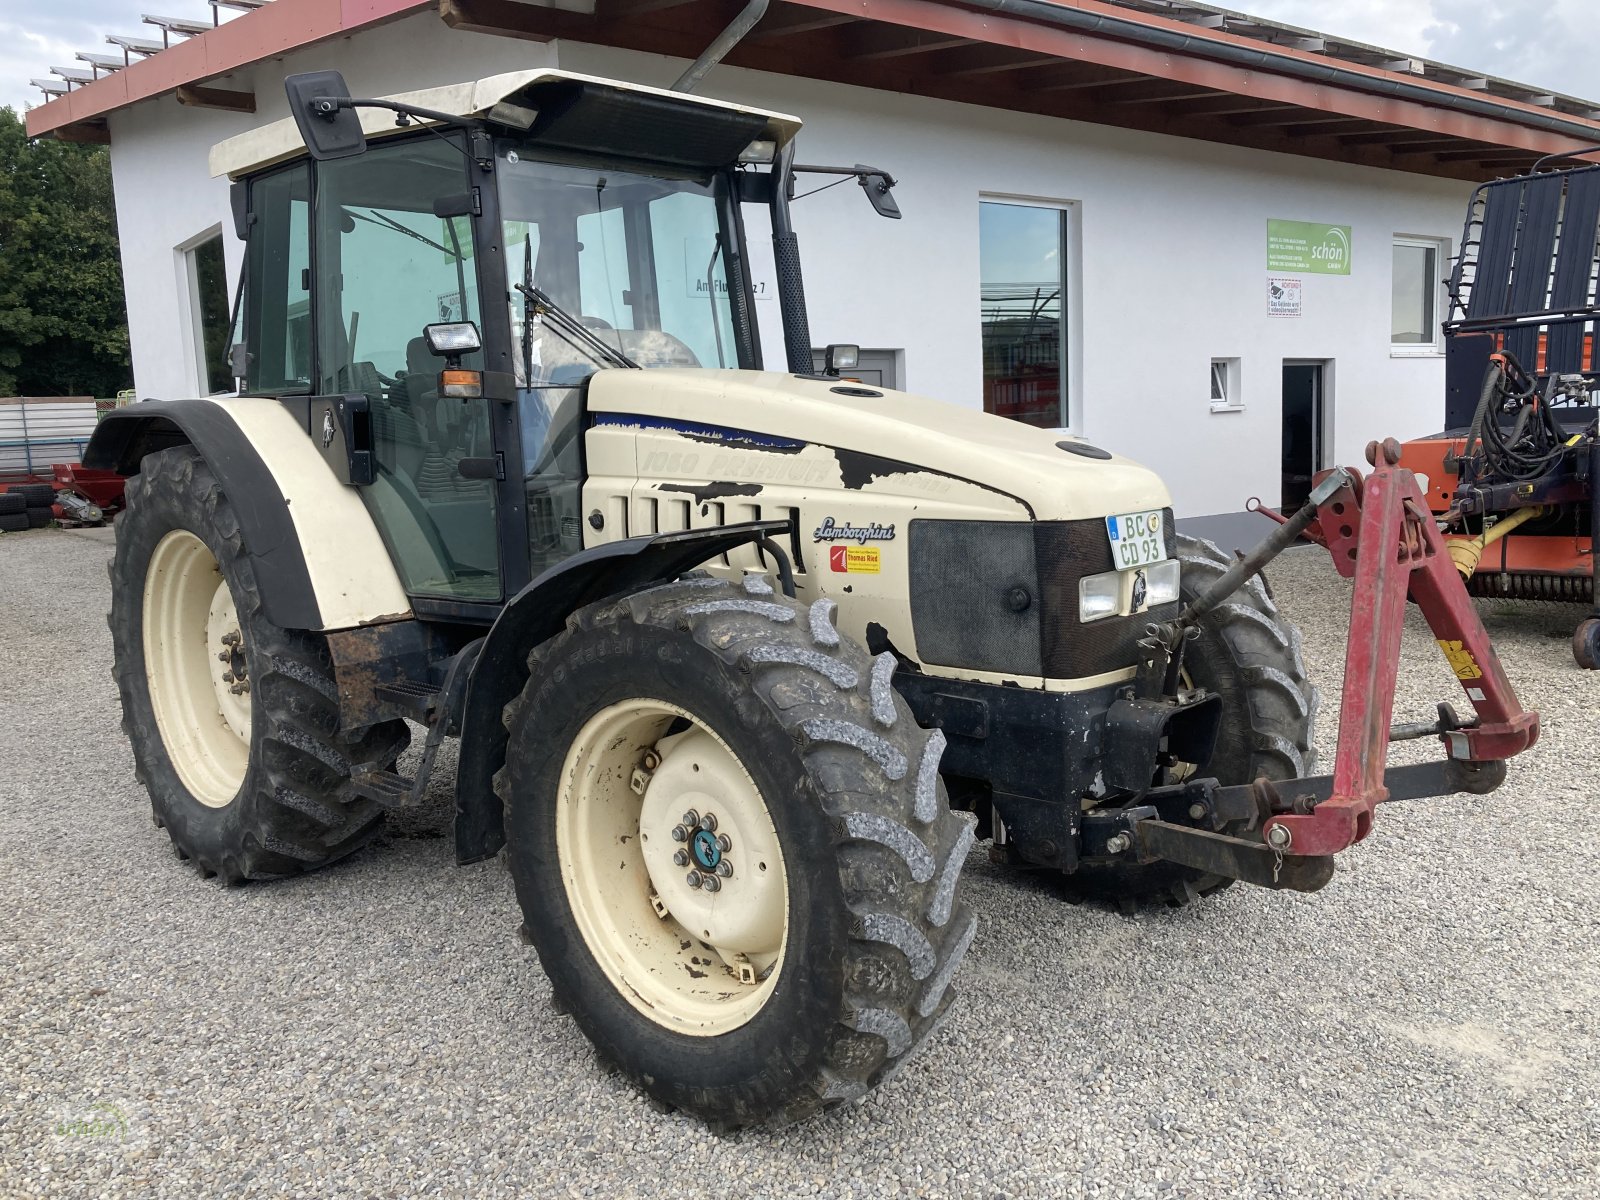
top-left (671, 0), bottom-right (770, 93)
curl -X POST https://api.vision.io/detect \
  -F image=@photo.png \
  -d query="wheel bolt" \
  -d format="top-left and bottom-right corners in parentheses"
top-left (682, 810), bottom-right (699, 828)
top-left (701, 875), bottom-right (721, 893)
top-left (699, 812), bottom-right (717, 833)
top-left (672, 850), bottom-right (689, 867)
top-left (685, 870), bottom-right (703, 889)
top-left (717, 834), bottom-right (731, 853)
top-left (671, 825), bottom-right (689, 843)
top-left (1188, 803), bottom-right (1208, 820)
top-left (222, 672), bottom-right (235, 684)
top-left (715, 861), bottom-right (733, 878)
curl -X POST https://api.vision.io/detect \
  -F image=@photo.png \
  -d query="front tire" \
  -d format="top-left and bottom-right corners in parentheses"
top-left (1067, 533), bottom-right (1317, 907)
top-left (110, 447), bottom-right (409, 882)
top-left (498, 576), bottom-right (977, 1128)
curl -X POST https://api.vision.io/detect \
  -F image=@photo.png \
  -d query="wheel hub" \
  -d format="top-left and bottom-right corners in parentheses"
top-left (690, 826), bottom-right (722, 871)
top-left (556, 700), bottom-right (789, 1036)
top-left (142, 529), bottom-right (252, 807)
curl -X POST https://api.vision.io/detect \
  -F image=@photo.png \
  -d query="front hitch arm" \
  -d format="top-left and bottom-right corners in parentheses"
top-left (1260, 438), bottom-right (1539, 858)
top-left (1104, 437), bottom-right (1540, 889)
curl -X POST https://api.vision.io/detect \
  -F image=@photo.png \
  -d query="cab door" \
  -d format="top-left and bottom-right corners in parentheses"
top-left (312, 136), bottom-right (503, 604)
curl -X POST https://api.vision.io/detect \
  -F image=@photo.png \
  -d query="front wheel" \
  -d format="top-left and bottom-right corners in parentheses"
top-left (498, 576), bottom-right (977, 1128)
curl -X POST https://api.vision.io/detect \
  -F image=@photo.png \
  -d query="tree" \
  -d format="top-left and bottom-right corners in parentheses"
top-left (0, 107), bottom-right (132, 398)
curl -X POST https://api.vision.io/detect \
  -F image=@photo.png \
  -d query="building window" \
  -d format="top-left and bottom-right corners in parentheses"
top-left (185, 230), bottom-right (234, 395)
top-left (1210, 358), bottom-right (1242, 412)
top-left (980, 200), bottom-right (1069, 428)
top-left (1392, 236), bottom-right (1444, 351)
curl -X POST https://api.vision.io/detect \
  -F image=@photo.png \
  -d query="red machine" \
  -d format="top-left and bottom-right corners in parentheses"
top-left (1396, 160), bottom-right (1600, 666)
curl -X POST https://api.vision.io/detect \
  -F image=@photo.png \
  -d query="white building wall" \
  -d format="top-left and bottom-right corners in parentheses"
top-left (104, 14), bottom-right (1470, 520)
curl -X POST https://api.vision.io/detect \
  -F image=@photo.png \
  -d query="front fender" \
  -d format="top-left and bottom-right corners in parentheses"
top-left (88, 398), bottom-right (409, 631)
top-left (453, 519), bottom-right (792, 864)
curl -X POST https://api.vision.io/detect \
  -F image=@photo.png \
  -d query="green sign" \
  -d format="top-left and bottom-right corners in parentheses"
top-left (1268, 219), bottom-right (1352, 275)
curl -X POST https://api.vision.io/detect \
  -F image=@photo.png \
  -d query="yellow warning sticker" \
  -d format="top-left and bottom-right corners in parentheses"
top-left (1437, 639), bottom-right (1483, 680)
top-left (829, 546), bottom-right (881, 574)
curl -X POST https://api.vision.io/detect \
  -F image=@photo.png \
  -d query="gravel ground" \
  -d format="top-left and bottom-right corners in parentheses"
top-left (1, 526), bottom-right (1596, 1199)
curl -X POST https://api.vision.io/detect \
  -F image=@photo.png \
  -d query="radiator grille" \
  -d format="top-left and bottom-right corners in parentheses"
top-left (1037, 514), bottom-right (1178, 678)
top-left (909, 512), bottom-right (1176, 679)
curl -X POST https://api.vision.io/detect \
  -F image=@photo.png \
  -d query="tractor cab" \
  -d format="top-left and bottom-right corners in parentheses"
top-left (215, 71), bottom-right (883, 608)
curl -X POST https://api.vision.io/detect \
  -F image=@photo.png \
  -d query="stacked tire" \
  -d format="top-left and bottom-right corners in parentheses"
top-left (0, 484), bottom-right (56, 532)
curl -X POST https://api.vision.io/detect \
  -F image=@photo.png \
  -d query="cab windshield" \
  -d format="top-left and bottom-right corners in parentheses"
top-left (498, 155), bottom-right (740, 383)
top-left (496, 154), bottom-right (742, 579)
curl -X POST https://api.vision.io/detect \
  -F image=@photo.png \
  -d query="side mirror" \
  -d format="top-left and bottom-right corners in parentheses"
top-left (856, 167), bottom-right (901, 220)
top-left (285, 71), bottom-right (367, 161)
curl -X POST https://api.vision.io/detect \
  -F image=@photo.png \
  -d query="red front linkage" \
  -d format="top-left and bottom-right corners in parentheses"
top-left (1259, 439), bottom-right (1540, 858)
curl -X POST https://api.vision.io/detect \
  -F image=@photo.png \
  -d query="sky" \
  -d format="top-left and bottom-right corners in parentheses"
top-left (2, 0), bottom-right (1599, 116)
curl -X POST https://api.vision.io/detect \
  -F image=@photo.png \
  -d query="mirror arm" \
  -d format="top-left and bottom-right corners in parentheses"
top-left (792, 163), bottom-right (899, 188)
top-left (315, 97), bottom-right (496, 171)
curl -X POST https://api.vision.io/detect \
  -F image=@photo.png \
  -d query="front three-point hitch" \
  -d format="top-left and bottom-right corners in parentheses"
top-left (1100, 437), bottom-right (1540, 892)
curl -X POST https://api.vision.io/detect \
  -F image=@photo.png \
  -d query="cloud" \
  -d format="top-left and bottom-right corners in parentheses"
top-left (1241, 0), bottom-right (1600, 100)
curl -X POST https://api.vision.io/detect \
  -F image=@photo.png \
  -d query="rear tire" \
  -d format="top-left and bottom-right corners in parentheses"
top-left (0, 512), bottom-right (28, 533)
top-left (13, 483), bottom-right (55, 507)
top-left (110, 446), bottom-right (409, 882)
top-left (0, 492), bottom-right (24, 515)
top-left (26, 508), bottom-right (53, 529)
top-left (1066, 533), bottom-right (1317, 907)
top-left (499, 576), bottom-right (976, 1128)
top-left (1574, 618), bottom-right (1600, 670)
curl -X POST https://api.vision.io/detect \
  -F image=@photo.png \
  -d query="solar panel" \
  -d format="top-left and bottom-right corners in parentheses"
top-left (106, 34), bottom-right (165, 55)
top-left (141, 14), bottom-right (214, 48)
top-left (76, 52), bottom-right (127, 72)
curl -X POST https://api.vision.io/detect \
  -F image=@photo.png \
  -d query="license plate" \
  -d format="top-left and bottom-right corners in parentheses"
top-left (1105, 509), bottom-right (1166, 570)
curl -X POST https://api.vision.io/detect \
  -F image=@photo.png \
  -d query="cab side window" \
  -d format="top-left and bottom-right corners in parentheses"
top-left (244, 165), bottom-right (311, 394)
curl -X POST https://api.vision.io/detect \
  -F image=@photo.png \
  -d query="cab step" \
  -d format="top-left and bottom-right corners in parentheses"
top-left (350, 768), bottom-right (412, 808)
top-left (374, 679), bottom-right (442, 724)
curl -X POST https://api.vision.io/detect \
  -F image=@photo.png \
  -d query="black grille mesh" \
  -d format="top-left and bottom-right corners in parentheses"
top-left (909, 512), bottom-right (1177, 679)
top-left (907, 521), bottom-right (1042, 676)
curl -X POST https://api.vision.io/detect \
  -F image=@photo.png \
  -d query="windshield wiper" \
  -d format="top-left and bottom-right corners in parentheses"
top-left (347, 208), bottom-right (460, 259)
top-left (513, 281), bottom-right (639, 371)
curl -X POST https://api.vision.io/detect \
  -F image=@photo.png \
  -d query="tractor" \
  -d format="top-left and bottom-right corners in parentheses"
top-left (88, 67), bottom-right (1539, 1130)
top-left (1394, 157), bottom-right (1600, 667)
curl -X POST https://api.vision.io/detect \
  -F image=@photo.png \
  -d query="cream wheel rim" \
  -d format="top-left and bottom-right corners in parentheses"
top-left (142, 530), bottom-right (252, 807)
top-left (555, 699), bottom-right (789, 1036)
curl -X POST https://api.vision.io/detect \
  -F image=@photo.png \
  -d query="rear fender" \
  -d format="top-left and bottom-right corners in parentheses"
top-left (453, 519), bottom-right (791, 864)
top-left (87, 398), bottom-right (408, 631)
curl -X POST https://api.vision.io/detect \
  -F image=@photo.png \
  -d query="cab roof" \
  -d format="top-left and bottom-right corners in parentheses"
top-left (210, 68), bottom-right (802, 180)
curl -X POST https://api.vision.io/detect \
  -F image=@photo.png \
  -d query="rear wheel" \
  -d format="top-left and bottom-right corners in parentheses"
top-left (1067, 533), bottom-right (1317, 907)
top-left (110, 446), bottom-right (409, 882)
top-left (1574, 618), bottom-right (1600, 670)
top-left (499, 576), bottom-right (977, 1128)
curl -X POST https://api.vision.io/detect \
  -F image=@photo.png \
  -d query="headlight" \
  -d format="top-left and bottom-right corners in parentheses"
top-left (1078, 559), bottom-right (1180, 623)
top-left (1144, 558), bottom-right (1181, 607)
top-left (1078, 570), bottom-right (1121, 622)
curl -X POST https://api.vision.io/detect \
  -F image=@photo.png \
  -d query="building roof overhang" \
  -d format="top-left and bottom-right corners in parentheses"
top-left (25, 0), bottom-right (1600, 181)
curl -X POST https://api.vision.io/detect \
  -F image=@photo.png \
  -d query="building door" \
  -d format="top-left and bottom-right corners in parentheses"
top-left (1281, 362), bottom-right (1326, 512)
